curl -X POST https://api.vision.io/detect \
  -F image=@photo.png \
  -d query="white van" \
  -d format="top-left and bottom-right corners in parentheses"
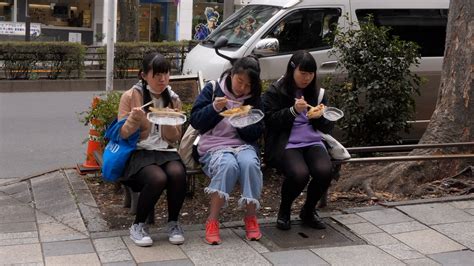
top-left (182, 0), bottom-right (449, 141)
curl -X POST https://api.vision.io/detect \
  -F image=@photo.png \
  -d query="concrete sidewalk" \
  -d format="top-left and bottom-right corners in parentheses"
top-left (1, 169), bottom-right (473, 265)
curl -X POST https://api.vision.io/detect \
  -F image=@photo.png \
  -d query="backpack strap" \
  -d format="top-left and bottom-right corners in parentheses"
top-left (209, 80), bottom-right (217, 101)
top-left (317, 88), bottom-right (325, 105)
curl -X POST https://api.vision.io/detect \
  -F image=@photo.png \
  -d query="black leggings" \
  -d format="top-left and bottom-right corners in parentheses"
top-left (279, 145), bottom-right (332, 213)
top-left (133, 161), bottom-right (186, 224)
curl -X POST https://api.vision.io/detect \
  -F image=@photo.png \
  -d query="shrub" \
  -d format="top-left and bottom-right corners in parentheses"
top-left (324, 16), bottom-right (421, 146)
top-left (0, 42), bottom-right (85, 79)
top-left (78, 91), bottom-right (123, 146)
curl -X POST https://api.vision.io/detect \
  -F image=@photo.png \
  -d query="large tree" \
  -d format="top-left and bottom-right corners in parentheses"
top-left (335, 0), bottom-right (473, 196)
top-left (118, 0), bottom-right (139, 42)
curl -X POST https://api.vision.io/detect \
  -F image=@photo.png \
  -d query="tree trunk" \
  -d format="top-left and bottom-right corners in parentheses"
top-left (335, 0), bottom-right (473, 195)
top-left (118, 0), bottom-right (139, 42)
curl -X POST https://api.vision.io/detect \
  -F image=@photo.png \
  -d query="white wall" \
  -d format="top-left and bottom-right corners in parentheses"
top-left (177, 0), bottom-right (193, 40)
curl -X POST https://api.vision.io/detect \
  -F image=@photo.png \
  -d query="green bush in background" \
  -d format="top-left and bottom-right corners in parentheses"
top-left (324, 16), bottom-right (421, 146)
top-left (0, 42), bottom-right (85, 80)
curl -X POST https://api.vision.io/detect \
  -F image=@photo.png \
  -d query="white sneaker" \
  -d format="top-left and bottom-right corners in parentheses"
top-left (129, 223), bottom-right (153, 247)
top-left (167, 221), bottom-right (185, 245)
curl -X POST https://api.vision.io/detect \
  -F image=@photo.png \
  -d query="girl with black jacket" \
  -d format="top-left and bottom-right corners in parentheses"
top-left (262, 51), bottom-right (334, 230)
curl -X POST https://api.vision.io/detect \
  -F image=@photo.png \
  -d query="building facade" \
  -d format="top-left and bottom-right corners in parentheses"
top-left (0, 0), bottom-right (244, 45)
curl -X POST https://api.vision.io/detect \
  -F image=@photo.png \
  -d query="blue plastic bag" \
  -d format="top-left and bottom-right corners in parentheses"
top-left (102, 118), bottom-right (140, 182)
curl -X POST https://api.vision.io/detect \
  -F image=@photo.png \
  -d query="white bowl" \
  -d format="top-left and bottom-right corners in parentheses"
top-left (323, 107), bottom-right (344, 121)
top-left (228, 109), bottom-right (264, 128)
top-left (147, 112), bottom-right (187, 126)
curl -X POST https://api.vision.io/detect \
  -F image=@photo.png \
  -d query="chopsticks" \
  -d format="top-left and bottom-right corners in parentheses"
top-left (226, 99), bottom-right (242, 104)
top-left (140, 101), bottom-right (154, 109)
top-left (294, 98), bottom-right (315, 109)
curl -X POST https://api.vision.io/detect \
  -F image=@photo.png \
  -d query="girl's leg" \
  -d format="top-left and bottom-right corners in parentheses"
top-left (133, 165), bottom-right (167, 224)
top-left (302, 146), bottom-right (332, 211)
top-left (208, 192), bottom-right (226, 220)
top-left (280, 148), bottom-right (310, 211)
top-left (163, 160), bottom-right (187, 222)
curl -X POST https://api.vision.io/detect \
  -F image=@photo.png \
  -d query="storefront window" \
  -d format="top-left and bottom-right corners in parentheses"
top-left (139, 1), bottom-right (177, 42)
top-left (0, 0), bottom-right (12, 21)
top-left (192, 0), bottom-right (223, 40)
top-left (27, 0), bottom-right (92, 28)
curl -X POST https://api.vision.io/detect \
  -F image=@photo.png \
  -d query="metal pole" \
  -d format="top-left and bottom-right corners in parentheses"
top-left (24, 0), bottom-right (30, 41)
top-left (13, 0), bottom-right (18, 22)
top-left (105, 0), bottom-right (117, 92)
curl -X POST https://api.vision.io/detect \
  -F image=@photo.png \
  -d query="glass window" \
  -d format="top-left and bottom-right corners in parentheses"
top-left (27, 0), bottom-right (92, 28)
top-left (192, 1), bottom-right (223, 41)
top-left (356, 9), bottom-right (448, 57)
top-left (262, 9), bottom-right (341, 54)
top-left (205, 5), bottom-right (281, 47)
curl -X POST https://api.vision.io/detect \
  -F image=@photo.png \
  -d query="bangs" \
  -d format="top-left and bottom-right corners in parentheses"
top-left (297, 54), bottom-right (317, 72)
top-left (151, 55), bottom-right (171, 74)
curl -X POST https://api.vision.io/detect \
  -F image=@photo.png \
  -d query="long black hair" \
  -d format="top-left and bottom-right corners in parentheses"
top-left (281, 50), bottom-right (318, 99)
top-left (221, 55), bottom-right (262, 99)
top-left (139, 52), bottom-right (173, 111)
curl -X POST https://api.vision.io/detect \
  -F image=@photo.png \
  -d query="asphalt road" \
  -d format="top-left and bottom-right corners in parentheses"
top-left (0, 91), bottom-right (106, 180)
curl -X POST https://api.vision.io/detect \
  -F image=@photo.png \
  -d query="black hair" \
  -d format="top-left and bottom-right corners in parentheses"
top-left (221, 55), bottom-right (262, 99)
top-left (281, 50), bottom-right (318, 96)
top-left (139, 52), bottom-right (173, 112)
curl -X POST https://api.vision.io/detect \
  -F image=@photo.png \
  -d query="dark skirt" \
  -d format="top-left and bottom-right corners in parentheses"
top-left (120, 149), bottom-right (182, 191)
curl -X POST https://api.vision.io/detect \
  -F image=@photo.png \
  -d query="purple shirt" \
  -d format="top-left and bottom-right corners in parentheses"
top-left (286, 90), bottom-right (324, 149)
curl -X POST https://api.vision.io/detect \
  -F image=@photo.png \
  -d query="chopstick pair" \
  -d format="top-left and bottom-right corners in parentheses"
top-left (294, 98), bottom-right (315, 109)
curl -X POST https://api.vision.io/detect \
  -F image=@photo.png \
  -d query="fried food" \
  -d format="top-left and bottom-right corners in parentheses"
top-left (220, 105), bottom-right (252, 117)
top-left (149, 107), bottom-right (182, 116)
top-left (306, 104), bottom-right (325, 119)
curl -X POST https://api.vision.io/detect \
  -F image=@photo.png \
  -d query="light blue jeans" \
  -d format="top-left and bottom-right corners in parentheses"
top-left (199, 145), bottom-right (263, 209)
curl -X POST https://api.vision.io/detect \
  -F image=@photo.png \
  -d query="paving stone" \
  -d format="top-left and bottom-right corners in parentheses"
top-left (232, 228), bottom-right (270, 253)
top-left (42, 239), bottom-right (95, 257)
top-left (432, 221), bottom-right (474, 250)
top-left (38, 222), bottom-right (89, 242)
top-left (98, 249), bottom-right (134, 264)
top-left (379, 243), bottom-right (424, 260)
top-left (179, 229), bottom-right (251, 252)
top-left (0, 236), bottom-right (39, 246)
top-left (332, 214), bottom-right (367, 225)
top-left (404, 257), bottom-right (441, 266)
top-left (0, 204), bottom-right (36, 223)
top-left (0, 221), bottom-right (37, 234)
top-left (93, 237), bottom-right (128, 252)
top-left (393, 229), bottom-right (465, 255)
top-left (0, 231), bottom-right (37, 240)
top-left (103, 261), bottom-right (136, 266)
top-left (449, 200), bottom-right (474, 209)
top-left (185, 246), bottom-right (270, 266)
top-left (123, 236), bottom-right (187, 263)
top-left (379, 221), bottom-right (428, 234)
top-left (263, 250), bottom-right (329, 265)
top-left (44, 253), bottom-right (101, 265)
top-left (0, 181), bottom-right (28, 195)
top-left (312, 245), bottom-right (403, 265)
top-left (429, 250), bottom-right (474, 265)
top-left (0, 243), bottom-right (43, 264)
top-left (64, 169), bottom-right (90, 192)
top-left (345, 222), bottom-right (382, 235)
top-left (357, 208), bottom-right (413, 226)
top-left (466, 209), bottom-right (474, 215)
top-left (138, 259), bottom-right (194, 266)
top-left (360, 232), bottom-right (399, 246)
top-left (397, 203), bottom-right (474, 225)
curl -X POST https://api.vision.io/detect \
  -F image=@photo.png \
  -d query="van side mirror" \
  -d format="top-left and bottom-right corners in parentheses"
top-left (253, 38), bottom-right (279, 57)
top-left (213, 36), bottom-right (229, 49)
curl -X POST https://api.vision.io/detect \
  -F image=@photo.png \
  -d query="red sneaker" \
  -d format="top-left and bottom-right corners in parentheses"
top-left (205, 219), bottom-right (221, 245)
top-left (244, 215), bottom-right (262, 241)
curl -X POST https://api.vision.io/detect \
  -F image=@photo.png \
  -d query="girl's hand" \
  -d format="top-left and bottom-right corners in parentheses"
top-left (130, 107), bottom-right (146, 122)
top-left (213, 96), bottom-right (228, 112)
top-left (294, 96), bottom-right (307, 113)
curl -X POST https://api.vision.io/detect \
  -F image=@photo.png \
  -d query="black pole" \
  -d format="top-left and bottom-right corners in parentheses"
top-left (25, 16), bottom-right (31, 42)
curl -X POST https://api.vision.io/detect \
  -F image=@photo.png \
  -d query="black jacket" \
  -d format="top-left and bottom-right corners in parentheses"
top-left (262, 79), bottom-right (334, 169)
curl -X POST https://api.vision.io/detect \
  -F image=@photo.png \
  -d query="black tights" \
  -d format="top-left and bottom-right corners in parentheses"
top-left (133, 161), bottom-right (186, 224)
top-left (279, 145), bottom-right (332, 214)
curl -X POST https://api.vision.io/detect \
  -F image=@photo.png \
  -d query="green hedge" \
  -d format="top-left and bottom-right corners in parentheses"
top-left (98, 40), bottom-right (198, 79)
top-left (0, 42), bottom-right (85, 80)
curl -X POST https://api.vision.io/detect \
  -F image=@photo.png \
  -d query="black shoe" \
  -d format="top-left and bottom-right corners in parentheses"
top-left (299, 207), bottom-right (326, 229)
top-left (276, 210), bottom-right (291, 230)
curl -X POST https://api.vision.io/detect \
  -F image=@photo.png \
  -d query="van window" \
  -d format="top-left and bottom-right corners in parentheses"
top-left (206, 5), bottom-right (281, 47)
top-left (262, 9), bottom-right (341, 54)
top-left (356, 9), bottom-right (448, 57)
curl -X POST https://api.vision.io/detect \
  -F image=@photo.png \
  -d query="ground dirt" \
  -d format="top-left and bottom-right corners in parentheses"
top-left (84, 163), bottom-right (473, 230)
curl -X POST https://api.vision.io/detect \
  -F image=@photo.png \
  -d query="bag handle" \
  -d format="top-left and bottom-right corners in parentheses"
top-left (317, 88), bottom-right (325, 105)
